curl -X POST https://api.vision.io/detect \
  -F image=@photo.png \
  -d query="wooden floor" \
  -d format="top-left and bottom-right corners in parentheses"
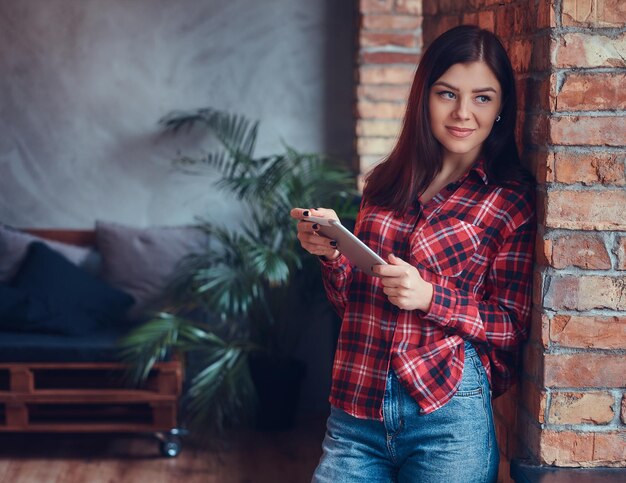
top-left (0, 415), bottom-right (326, 483)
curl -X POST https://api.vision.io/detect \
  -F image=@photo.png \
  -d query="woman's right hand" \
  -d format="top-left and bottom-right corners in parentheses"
top-left (290, 207), bottom-right (341, 260)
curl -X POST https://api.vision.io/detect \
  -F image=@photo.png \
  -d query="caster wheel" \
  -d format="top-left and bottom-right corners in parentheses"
top-left (160, 436), bottom-right (182, 457)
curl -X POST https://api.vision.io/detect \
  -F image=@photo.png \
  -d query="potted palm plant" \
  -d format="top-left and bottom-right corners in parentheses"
top-left (119, 108), bottom-right (357, 434)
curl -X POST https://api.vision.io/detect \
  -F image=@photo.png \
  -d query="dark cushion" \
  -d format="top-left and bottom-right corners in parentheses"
top-left (9, 242), bottom-right (134, 335)
top-left (0, 283), bottom-right (48, 330)
top-left (0, 224), bottom-right (92, 282)
top-left (0, 326), bottom-right (130, 362)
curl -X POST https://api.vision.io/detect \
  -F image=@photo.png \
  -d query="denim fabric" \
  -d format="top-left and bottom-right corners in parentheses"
top-left (312, 342), bottom-right (499, 483)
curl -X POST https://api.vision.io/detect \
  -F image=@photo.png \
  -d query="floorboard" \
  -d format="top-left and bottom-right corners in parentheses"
top-left (0, 414), bottom-right (327, 483)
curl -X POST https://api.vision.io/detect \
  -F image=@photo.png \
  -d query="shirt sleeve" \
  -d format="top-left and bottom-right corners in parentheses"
top-left (319, 253), bottom-right (352, 316)
top-left (318, 207), bottom-right (366, 317)
top-left (422, 214), bottom-right (536, 352)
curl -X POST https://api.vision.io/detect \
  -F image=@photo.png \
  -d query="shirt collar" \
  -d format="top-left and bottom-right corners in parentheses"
top-left (468, 158), bottom-right (489, 185)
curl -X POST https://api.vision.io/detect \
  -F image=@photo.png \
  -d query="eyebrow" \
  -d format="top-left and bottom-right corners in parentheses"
top-left (432, 81), bottom-right (498, 94)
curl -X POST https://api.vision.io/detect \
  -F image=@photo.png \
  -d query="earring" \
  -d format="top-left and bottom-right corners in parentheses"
top-left (496, 115), bottom-right (501, 122)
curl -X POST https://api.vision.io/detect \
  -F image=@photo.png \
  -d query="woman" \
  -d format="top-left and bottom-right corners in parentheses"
top-left (291, 25), bottom-right (535, 483)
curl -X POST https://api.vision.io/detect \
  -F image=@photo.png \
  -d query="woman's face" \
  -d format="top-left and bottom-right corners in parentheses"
top-left (428, 61), bottom-right (502, 165)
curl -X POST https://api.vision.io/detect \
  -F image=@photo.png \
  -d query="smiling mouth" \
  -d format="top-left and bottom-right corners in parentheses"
top-left (446, 126), bottom-right (475, 138)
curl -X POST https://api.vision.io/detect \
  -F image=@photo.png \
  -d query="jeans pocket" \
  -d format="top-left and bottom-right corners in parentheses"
top-left (454, 351), bottom-right (483, 398)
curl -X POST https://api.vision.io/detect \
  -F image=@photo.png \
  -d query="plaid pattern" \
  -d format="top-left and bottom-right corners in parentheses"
top-left (321, 161), bottom-right (535, 419)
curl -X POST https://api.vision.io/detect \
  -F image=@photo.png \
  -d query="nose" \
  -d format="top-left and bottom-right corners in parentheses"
top-left (453, 97), bottom-right (471, 120)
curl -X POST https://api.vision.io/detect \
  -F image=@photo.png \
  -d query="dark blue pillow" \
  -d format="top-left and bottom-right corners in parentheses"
top-left (9, 242), bottom-right (134, 336)
top-left (0, 283), bottom-right (50, 331)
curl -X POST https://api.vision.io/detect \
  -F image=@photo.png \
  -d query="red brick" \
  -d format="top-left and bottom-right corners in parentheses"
top-left (547, 233), bottom-right (611, 269)
top-left (514, 3), bottom-right (532, 34)
top-left (509, 39), bottom-right (533, 72)
top-left (357, 84), bottom-right (410, 102)
top-left (562, 0), bottom-right (626, 27)
top-left (495, 5), bottom-right (516, 38)
top-left (432, 0), bottom-right (464, 13)
top-left (550, 314), bottom-right (626, 349)
top-left (360, 31), bottom-right (418, 48)
top-left (529, 151), bottom-right (554, 184)
top-left (359, 65), bottom-right (416, 84)
top-left (622, 394), bottom-right (626, 424)
top-left (356, 100), bottom-right (405, 119)
top-left (616, 236), bottom-right (626, 270)
top-left (356, 136), bottom-right (396, 156)
top-left (360, 0), bottom-right (394, 13)
top-left (544, 189), bottom-right (626, 230)
top-left (548, 392), bottom-right (614, 425)
top-left (430, 14), bottom-right (462, 38)
top-left (462, 12), bottom-right (479, 25)
top-left (539, 431), bottom-right (626, 466)
top-left (555, 32), bottom-right (626, 68)
top-left (591, 432), bottom-right (626, 465)
top-left (361, 14), bottom-right (422, 30)
top-left (395, 0), bottom-right (422, 15)
top-left (478, 10), bottom-right (495, 31)
top-left (530, 33), bottom-right (553, 72)
top-left (360, 51), bottom-right (421, 64)
top-left (536, 0), bottom-right (557, 28)
top-left (550, 116), bottom-right (626, 147)
top-left (553, 152), bottom-right (626, 186)
top-left (544, 274), bottom-right (626, 311)
top-left (544, 352), bottom-right (626, 387)
top-left (557, 73), bottom-right (626, 111)
top-left (356, 119), bottom-right (402, 137)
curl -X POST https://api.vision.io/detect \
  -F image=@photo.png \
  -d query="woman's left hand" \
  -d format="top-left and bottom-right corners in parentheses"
top-left (373, 254), bottom-right (434, 312)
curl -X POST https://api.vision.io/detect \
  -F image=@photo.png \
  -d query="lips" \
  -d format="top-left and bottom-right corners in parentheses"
top-left (446, 126), bottom-right (475, 138)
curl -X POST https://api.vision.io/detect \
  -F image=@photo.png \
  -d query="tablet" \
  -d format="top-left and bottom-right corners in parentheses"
top-left (306, 216), bottom-right (387, 276)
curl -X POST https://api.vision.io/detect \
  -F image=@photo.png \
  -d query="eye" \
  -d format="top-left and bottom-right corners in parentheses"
top-left (436, 90), bottom-right (456, 100)
top-left (476, 95), bottom-right (492, 103)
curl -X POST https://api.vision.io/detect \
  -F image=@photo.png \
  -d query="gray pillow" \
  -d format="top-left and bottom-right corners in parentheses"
top-left (95, 221), bottom-right (209, 320)
top-left (0, 224), bottom-right (92, 283)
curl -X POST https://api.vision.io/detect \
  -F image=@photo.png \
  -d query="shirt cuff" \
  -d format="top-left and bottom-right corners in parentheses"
top-left (423, 284), bottom-right (456, 327)
top-left (319, 253), bottom-right (349, 273)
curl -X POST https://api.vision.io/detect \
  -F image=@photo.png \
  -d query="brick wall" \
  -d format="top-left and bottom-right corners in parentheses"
top-left (525, 0), bottom-right (626, 471)
top-left (355, 0), bottom-right (423, 183)
top-left (356, 0), bottom-right (626, 481)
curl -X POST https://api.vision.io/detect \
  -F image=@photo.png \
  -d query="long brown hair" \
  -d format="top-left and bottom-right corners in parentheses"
top-left (363, 25), bottom-right (530, 212)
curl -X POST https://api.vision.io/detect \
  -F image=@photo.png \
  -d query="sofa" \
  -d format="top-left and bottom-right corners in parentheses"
top-left (0, 222), bottom-right (209, 457)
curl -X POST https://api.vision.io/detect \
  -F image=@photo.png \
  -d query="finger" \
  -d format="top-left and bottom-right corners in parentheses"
top-left (299, 232), bottom-right (338, 251)
top-left (375, 264), bottom-right (411, 278)
top-left (388, 253), bottom-right (411, 266)
top-left (308, 207), bottom-right (339, 221)
top-left (290, 208), bottom-right (306, 219)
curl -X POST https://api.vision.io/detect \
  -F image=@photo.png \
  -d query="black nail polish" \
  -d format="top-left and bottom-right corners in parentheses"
top-left (303, 210), bottom-right (309, 217)
top-left (312, 223), bottom-right (319, 230)
top-left (330, 240), bottom-right (337, 248)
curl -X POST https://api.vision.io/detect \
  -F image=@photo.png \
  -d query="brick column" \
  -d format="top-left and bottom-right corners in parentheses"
top-left (528, 0), bottom-right (626, 470)
top-left (358, 0), bottom-right (626, 480)
top-left (355, 0), bottom-right (423, 183)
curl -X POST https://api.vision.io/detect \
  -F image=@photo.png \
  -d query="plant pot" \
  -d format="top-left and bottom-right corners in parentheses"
top-left (249, 355), bottom-right (306, 431)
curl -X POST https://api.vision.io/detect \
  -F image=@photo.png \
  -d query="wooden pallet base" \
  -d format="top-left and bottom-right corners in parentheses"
top-left (0, 361), bottom-right (182, 433)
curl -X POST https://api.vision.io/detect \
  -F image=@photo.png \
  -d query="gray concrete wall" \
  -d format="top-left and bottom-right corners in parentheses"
top-left (0, 0), bottom-right (355, 413)
top-left (0, 0), bottom-right (355, 228)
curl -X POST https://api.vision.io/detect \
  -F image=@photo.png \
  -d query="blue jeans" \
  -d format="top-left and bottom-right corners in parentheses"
top-left (312, 342), bottom-right (499, 482)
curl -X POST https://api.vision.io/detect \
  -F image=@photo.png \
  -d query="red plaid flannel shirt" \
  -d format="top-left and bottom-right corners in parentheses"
top-left (320, 160), bottom-right (535, 418)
